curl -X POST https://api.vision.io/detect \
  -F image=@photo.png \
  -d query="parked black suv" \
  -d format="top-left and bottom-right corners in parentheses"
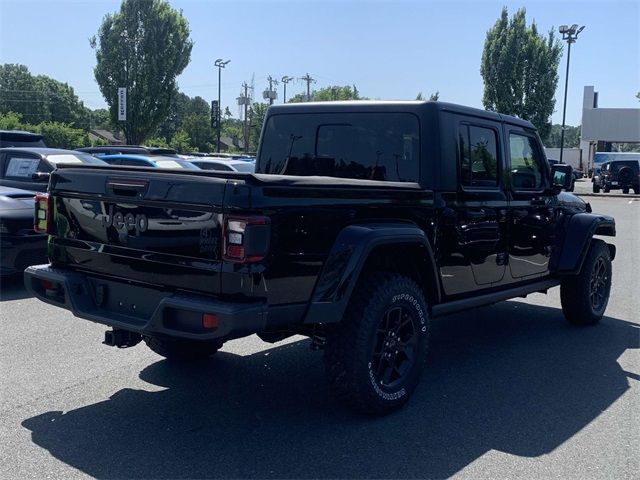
top-left (597, 160), bottom-right (639, 194)
top-left (0, 130), bottom-right (46, 148)
top-left (25, 101), bottom-right (616, 415)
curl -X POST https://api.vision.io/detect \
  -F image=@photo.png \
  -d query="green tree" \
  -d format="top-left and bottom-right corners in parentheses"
top-left (88, 108), bottom-right (112, 130)
top-left (145, 136), bottom-right (170, 148)
top-left (0, 111), bottom-right (25, 130)
top-left (155, 92), bottom-right (212, 142)
top-left (91, 0), bottom-right (193, 144)
top-left (37, 122), bottom-right (89, 149)
top-left (249, 102), bottom-right (269, 150)
top-left (416, 91), bottom-right (439, 101)
top-left (170, 129), bottom-right (193, 153)
top-left (289, 84), bottom-right (366, 103)
top-left (545, 124), bottom-right (581, 147)
top-left (181, 113), bottom-right (214, 152)
top-left (480, 7), bottom-right (562, 140)
top-left (0, 64), bottom-right (89, 127)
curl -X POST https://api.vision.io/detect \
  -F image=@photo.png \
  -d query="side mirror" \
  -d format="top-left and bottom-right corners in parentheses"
top-left (31, 172), bottom-right (51, 183)
top-left (551, 164), bottom-right (573, 191)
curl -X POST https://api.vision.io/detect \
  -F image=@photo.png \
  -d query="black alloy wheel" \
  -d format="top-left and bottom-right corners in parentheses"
top-left (371, 305), bottom-right (418, 389)
top-left (589, 256), bottom-right (609, 312)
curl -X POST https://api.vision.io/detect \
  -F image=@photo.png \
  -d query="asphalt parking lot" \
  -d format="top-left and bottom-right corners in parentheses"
top-left (1, 196), bottom-right (638, 479)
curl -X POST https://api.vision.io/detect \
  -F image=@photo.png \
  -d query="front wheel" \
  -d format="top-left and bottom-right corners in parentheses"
top-left (324, 272), bottom-right (430, 415)
top-left (144, 336), bottom-right (223, 361)
top-left (592, 184), bottom-right (600, 193)
top-left (622, 187), bottom-right (630, 194)
top-left (560, 239), bottom-right (612, 326)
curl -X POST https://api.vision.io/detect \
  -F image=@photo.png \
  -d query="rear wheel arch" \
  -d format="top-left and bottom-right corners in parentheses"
top-left (304, 224), bottom-right (441, 324)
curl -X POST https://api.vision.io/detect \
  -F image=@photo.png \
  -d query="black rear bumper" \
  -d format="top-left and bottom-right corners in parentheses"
top-left (24, 264), bottom-right (268, 341)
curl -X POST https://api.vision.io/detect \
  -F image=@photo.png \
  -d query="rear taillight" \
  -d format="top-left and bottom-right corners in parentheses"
top-left (222, 215), bottom-right (270, 263)
top-left (34, 194), bottom-right (52, 233)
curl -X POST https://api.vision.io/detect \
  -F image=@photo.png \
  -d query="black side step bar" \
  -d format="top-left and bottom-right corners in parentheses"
top-left (431, 279), bottom-right (560, 318)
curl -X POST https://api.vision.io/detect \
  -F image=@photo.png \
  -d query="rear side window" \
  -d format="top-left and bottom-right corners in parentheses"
top-left (257, 113), bottom-right (419, 182)
top-left (509, 133), bottom-right (546, 190)
top-left (3, 155), bottom-right (49, 178)
top-left (458, 125), bottom-right (499, 187)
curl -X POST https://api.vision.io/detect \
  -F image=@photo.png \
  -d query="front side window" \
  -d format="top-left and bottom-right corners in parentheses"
top-left (459, 125), bottom-right (499, 187)
top-left (257, 112), bottom-right (419, 182)
top-left (509, 133), bottom-right (546, 190)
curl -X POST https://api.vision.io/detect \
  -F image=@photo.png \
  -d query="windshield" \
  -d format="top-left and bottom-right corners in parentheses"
top-left (257, 113), bottom-right (420, 182)
top-left (47, 153), bottom-right (107, 165)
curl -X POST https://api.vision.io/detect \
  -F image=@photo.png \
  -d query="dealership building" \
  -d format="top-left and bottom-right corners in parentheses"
top-left (579, 86), bottom-right (640, 170)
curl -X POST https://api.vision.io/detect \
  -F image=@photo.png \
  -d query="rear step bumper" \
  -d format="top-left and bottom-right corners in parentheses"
top-left (24, 264), bottom-right (267, 341)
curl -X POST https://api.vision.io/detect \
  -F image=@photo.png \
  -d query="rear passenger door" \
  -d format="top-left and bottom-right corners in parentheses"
top-left (439, 120), bottom-right (508, 295)
top-left (506, 128), bottom-right (556, 279)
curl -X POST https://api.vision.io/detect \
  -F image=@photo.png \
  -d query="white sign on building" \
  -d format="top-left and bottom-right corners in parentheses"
top-left (118, 87), bottom-right (127, 121)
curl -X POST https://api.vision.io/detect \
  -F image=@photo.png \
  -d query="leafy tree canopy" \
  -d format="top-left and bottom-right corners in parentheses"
top-left (0, 63), bottom-right (90, 128)
top-left (91, 0), bottom-right (193, 144)
top-left (545, 124), bottom-right (580, 148)
top-left (481, 7), bottom-right (562, 140)
top-left (289, 85), bottom-right (365, 103)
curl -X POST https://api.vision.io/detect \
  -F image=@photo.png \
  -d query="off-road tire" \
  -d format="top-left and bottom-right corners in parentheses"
top-left (143, 336), bottom-right (223, 361)
top-left (592, 184), bottom-right (600, 193)
top-left (622, 187), bottom-right (630, 194)
top-left (560, 239), bottom-right (612, 326)
top-left (324, 272), bottom-right (430, 415)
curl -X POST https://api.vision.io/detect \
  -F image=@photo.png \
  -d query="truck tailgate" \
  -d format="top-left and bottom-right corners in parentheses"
top-left (47, 167), bottom-right (231, 296)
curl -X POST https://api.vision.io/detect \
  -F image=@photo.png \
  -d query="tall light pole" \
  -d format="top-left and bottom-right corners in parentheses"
top-left (281, 76), bottom-right (293, 103)
top-left (214, 58), bottom-right (230, 153)
top-left (558, 24), bottom-right (585, 164)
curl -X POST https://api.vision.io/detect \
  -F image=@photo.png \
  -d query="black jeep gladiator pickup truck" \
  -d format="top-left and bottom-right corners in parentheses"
top-left (25, 101), bottom-right (616, 414)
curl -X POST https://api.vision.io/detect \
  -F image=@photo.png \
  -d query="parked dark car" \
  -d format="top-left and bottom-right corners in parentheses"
top-left (97, 154), bottom-right (201, 170)
top-left (0, 130), bottom-right (46, 148)
top-left (25, 101), bottom-right (616, 415)
top-left (188, 158), bottom-right (256, 172)
top-left (0, 186), bottom-right (47, 276)
top-left (598, 160), bottom-right (639, 194)
top-left (77, 145), bottom-right (178, 157)
top-left (0, 148), bottom-right (108, 192)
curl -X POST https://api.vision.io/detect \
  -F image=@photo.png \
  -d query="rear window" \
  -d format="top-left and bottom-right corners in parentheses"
top-left (257, 113), bottom-right (419, 182)
top-left (0, 133), bottom-right (46, 148)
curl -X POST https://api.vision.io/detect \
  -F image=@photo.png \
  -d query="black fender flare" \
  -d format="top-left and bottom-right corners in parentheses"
top-left (303, 223), bottom-right (440, 324)
top-left (554, 213), bottom-right (616, 275)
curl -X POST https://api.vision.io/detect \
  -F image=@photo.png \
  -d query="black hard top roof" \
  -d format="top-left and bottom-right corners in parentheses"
top-left (266, 100), bottom-right (535, 129)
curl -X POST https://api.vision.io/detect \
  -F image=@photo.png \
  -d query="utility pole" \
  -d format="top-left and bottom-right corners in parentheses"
top-left (558, 24), bottom-right (585, 165)
top-left (237, 82), bottom-right (251, 154)
top-left (299, 73), bottom-right (315, 102)
top-left (214, 58), bottom-right (230, 153)
top-left (281, 76), bottom-right (293, 103)
top-left (262, 76), bottom-right (278, 105)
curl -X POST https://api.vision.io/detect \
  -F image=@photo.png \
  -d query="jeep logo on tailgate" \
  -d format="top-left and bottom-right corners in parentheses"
top-left (102, 205), bottom-right (148, 234)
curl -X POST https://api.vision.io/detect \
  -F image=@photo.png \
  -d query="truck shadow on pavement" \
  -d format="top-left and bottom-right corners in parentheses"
top-left (22, 301), bottom-right (639, 479)
top-left (0, 274), bottom-right (32, 301)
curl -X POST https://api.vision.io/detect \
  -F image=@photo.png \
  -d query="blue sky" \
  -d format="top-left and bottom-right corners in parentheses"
top-left (0, 0), bottom-right (638, 126)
